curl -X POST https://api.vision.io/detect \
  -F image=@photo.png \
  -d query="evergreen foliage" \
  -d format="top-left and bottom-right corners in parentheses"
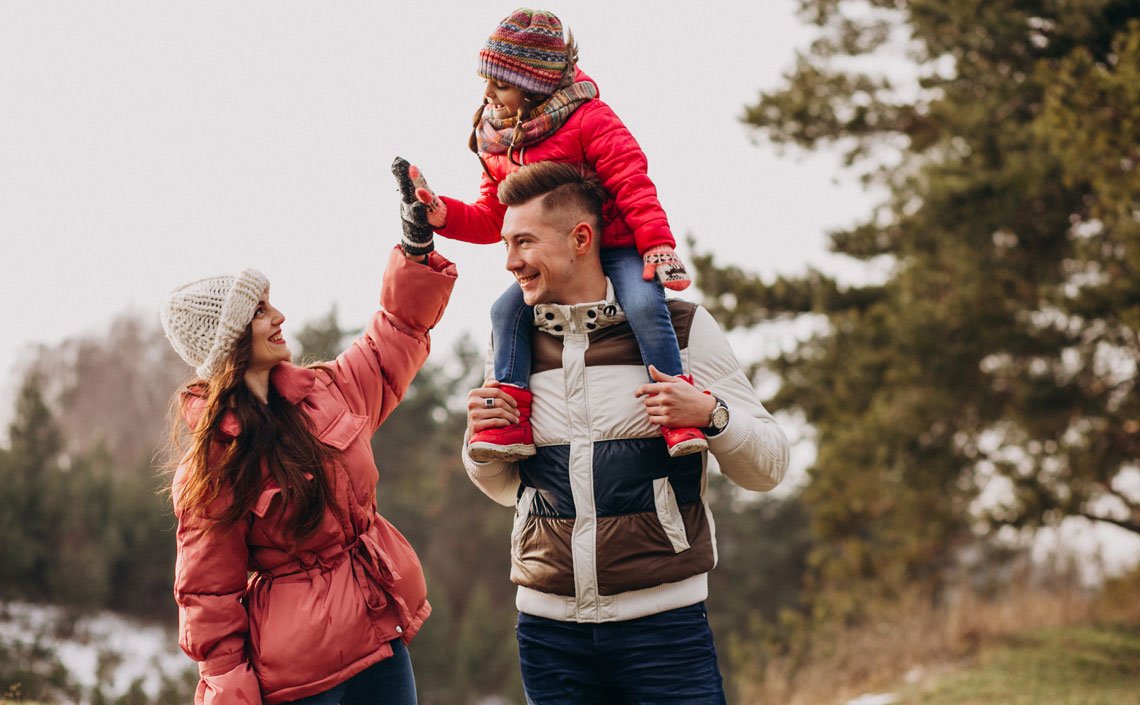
top-left (0, 376), bottom-right (176, 618)
top-left (693, 0), bottom-right (1140, 619)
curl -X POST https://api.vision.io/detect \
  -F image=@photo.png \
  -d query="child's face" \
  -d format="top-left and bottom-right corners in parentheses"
top-left (484, 78), bottom-right (526, 119)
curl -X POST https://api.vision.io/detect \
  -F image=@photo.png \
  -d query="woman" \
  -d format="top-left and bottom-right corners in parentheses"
top-left (161, 188), bottom-right (454, 705)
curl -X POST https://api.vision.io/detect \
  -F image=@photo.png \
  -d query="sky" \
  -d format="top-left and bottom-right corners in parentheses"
top-left (0, 1), bottom-right (878, 413)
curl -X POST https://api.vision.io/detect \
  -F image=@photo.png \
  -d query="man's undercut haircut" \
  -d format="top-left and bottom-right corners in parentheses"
top-left (498, 161), bottom-right (608, 233)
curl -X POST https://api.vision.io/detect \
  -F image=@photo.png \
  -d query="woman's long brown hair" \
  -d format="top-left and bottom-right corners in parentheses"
top-left (170, 327), bottom-right (335, 546)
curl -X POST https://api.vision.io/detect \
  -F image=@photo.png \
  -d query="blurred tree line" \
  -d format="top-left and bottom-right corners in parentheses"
top-left (693, 0), bottom-right (1140, 636)
top-left (0, 307), bottom-right (811, 703)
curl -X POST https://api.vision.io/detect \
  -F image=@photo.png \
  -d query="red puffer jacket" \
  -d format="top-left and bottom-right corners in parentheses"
top-left (436, 70), bottom-right (674, 255)
top-left (173, 248), bottom-right (456, 705)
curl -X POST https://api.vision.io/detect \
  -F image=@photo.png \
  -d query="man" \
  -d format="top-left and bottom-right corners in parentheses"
top-left (462, 161), bottom-right (789, 705)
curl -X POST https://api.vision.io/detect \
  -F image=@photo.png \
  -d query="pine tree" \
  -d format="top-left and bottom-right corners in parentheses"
top-left (693, 0), bottom-right (1140, 614)
top-left (0, 376), bottom-right (63, 596)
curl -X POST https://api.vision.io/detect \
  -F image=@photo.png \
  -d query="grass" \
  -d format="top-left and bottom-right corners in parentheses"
top-left (895, 623), bottom-right (1140, 705)
top-left (734, 565), bottom-right (1140, 705)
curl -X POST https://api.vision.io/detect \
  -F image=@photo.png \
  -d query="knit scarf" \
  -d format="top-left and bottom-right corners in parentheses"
top-left (476, 80), bottom-right (598, 155)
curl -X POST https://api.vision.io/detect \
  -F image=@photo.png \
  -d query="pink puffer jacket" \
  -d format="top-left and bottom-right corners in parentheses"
top-left (436, 70), bottom-right (674, 255)
top-left (173, 247), bottom-right (456, 705)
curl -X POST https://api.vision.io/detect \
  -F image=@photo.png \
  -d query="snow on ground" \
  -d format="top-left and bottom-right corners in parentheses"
top-left (845, 693), bottom-right (898, 705)
top-left (0, 601), bottom-right (195, 703)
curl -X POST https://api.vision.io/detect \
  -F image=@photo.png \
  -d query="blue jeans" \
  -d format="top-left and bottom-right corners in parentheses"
top-left (516, 602), bottom-right (727, 705)
top-left (492, 246), bottom-right (683, 388)
top-left (285, 640), bottom-right (417, 705)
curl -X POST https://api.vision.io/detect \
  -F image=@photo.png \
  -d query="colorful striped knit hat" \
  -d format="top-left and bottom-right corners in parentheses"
top-left (478, 8), bottom-right (567, 96)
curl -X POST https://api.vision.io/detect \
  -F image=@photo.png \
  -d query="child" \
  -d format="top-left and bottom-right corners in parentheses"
top-left (394, 8), bottom-right (706, 462)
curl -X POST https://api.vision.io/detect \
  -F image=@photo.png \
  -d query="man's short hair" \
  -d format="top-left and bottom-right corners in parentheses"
top-left (498, 161), bottom-right (608, 233)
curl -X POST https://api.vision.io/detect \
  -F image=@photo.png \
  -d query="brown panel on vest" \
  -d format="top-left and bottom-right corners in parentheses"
top-left (529, 300), bottom-right (699, 374)
top-left (666, 299), bottom-right (696, 351)
top-left (595, 502), bottom-right (713, 595)
top-left (531, 329), bottom-right (564, 375)
top-left (511, 515), bottom-right (577, 596)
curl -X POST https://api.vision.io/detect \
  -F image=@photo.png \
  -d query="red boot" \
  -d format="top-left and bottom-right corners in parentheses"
top-left (469, 384), bottom-right (537, 463)
top-left (662, 375), bottom-right (708, 457)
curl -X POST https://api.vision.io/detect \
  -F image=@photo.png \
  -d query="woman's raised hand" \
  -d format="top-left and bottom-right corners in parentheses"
top-left (392, 156), bottom-right (436, 258)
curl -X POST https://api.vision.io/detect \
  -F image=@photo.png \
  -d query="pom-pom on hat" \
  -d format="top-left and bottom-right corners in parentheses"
top-left (479, 8), bottom-right (567, 96)
top-left (160, 268), bottom-right (269, 381)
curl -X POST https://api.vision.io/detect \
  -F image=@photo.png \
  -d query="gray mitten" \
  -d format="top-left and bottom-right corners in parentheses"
top-left (392, 156), bottom-right (434, 256)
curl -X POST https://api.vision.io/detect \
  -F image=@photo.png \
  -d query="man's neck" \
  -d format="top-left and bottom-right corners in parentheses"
top-left (554, 271), bottom-right (608, 306)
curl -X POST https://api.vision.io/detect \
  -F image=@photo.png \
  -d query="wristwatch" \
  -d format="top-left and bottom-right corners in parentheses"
top-left (705, 396), bottom-right (729, 437)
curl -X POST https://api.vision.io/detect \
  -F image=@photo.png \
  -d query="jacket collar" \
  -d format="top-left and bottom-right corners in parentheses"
top-left (270, 363), bottom-right (318, 405)
top-left (179, 363), bottom-right (318, 437)
top-left (533, 278), bottom-right (626, 337)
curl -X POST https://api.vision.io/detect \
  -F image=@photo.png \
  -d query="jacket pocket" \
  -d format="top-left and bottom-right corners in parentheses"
top-left (511, 486), bottom-right (538, 559)
top-left (317, 408), bottom-right (368, 451)
top-left (652, 478), bottom-right (691, 554)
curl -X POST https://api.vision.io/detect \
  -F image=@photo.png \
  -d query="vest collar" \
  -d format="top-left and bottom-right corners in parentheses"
top-left (533, 278), bottom-right (625, 337)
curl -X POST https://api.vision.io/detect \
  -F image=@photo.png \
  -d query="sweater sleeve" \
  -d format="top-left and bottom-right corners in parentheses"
top-left (172, 467), bottom-right (262, 705)
top-left (686, 307), bottom-right (789, 491)
top-left (435, 169), bottom-right (509, 245)
top-left (460, 343), bottom-right (521, 505)
top-left (579, 101), bottom-right (676, 254)
top-left (461, 429), bottom-right (522, 507)
top-left (328, 247), bottom-right (458, 432)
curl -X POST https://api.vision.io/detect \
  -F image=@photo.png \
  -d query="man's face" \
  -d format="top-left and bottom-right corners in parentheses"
top-left (501, 197), bottom-right (581, 306)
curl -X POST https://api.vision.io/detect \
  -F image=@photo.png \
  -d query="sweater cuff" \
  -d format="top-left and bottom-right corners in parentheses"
top-left (706, 400), bottom-right (750, 457)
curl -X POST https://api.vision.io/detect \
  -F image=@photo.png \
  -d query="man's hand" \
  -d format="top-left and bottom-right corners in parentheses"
top-left (466, 380), bottom-right (520, 438)
top-left (635, 365), bottom-right (716, 428)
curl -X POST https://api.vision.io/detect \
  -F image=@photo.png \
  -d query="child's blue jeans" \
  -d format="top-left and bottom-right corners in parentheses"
top-left (492, 246), bottom-right (683, 388)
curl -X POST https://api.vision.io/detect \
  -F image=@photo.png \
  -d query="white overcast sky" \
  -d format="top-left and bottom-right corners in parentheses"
top-left (1, 1), bottom-right (876, 414)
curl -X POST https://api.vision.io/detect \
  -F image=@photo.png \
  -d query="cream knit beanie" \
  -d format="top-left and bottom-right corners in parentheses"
top-left (160, 268), bottom-right (270, 381)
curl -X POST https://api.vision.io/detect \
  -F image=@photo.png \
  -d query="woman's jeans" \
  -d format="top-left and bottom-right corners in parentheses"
top-left (492, 246), bottom-right (683, 388)
top-left (516, 602), bottom-right (727, 705)
top-left (285, 640), bottom-right (417, 705)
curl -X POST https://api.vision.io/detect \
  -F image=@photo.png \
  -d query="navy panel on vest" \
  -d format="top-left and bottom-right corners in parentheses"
top-left (591, 438), bottom-right (703, 516)
top-left (519, 445), bottom-right (574, 518)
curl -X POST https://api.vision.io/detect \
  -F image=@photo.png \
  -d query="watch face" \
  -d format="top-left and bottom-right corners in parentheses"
top-left (711, 404), bottom-right (729, 430)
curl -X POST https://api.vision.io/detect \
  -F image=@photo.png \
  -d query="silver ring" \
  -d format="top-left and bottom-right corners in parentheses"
top-left (484, 397), bottom-right (495, 409)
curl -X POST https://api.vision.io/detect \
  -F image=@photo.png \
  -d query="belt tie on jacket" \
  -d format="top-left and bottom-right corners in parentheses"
top-left (350, 527), bottom-right (413, 631)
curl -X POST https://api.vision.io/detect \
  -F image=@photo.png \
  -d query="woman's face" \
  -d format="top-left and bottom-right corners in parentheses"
top-left (484, 78), bottom-right (526, 119)
top-left (247, 291), bottom-right (291, 373)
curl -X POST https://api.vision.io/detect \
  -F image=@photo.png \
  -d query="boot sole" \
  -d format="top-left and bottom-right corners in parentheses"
top-left (469, 442), bottom-right (537, 463)
top-left (666, 437), bottom-right (708, 457)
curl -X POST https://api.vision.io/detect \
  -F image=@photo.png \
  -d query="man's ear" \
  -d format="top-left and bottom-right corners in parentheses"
top-left (570, 221), bottom-right (595, 256)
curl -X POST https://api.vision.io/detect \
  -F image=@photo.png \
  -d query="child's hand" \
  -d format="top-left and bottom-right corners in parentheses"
top-left (392, 157), bottom-right (435, 256)
top-left (409, 163), bottom-right (447, 229)
top-left (392, 157), bottom-right (447, 229)
top-left (641, 245), bottom-right (692, 291)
